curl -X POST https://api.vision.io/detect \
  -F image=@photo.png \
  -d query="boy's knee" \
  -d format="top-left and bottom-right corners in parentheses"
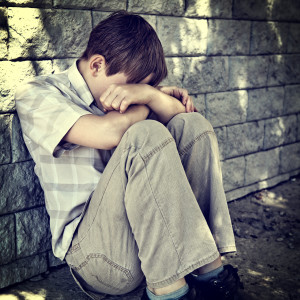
top-left (125, 120), bottom-right (173, 147)
top-left (167, 112), bottom-right (214, 136)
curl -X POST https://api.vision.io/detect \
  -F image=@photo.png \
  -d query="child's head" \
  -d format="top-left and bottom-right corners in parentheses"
top-left (81, 11), bottom-right (167, 87)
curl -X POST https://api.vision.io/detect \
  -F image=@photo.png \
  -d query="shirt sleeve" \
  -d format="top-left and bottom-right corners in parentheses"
top-left (15, 79), bottom-right (92, 157)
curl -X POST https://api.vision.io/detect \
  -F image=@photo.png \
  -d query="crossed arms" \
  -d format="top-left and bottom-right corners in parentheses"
top-left (63, 84), bottom-right (195, 150)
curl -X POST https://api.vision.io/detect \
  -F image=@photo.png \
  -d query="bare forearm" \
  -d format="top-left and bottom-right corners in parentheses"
top-left (148, 90), bottom-right (186, 123)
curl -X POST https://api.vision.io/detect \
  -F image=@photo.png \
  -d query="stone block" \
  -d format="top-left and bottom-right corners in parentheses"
top-left (247, 87), bottom-right (284, 121)
top-left (245, 149), bottom-right (280, 185)
top-left (157, 17), bottom-right (207, 56)
top-left (6, 0), bottom-right (52, 7)
top-left (185, 0), bottom-right (232, 18)
top-left (128, 0), bottom-right (185, 16)
top-left (268, 55), bottom-right (300, 86)
top-left (182, 57), bottom-right (229, 93)
top-left (207, 20), bottom-right (250, 55)
top-left (288, 24), bottom-right (300, 53)
top-left (0, 114), bottom-right (12, 164)
top-left (11, 114), bottom-right (31, 163)
top-left (298, 114), bottom-right (300, 141)
top-left (222, 157), bottom-right (245, 192)
top-left (53, 0), bottom-right (126, 9)
top-left (214, 126), bottom-right (226, 160)
top-left (48, 251), bottom-right (66, 267)
top-left (229, 56), bottom-right (269, 89)
top-left (264, 115), bottom-right (297, 149)
top-left (206, 90), bottom-right (248, 127)
top-left (8, 8), bottom-right (92, 59)
top-left (0, 253), bottom-right (47, 289)
top-left (16, 207), bottom-right (51, 258)
top-left (280, 142), bottom-right (300, 173)
top-left (52, 58), bottom-right (76, 74)
top-left (0, 215), bottom-right (15, 265)
top-left (0, 60), bottom-right (52, 113)
top-left (233, 0), bottom-right (300, 21)
top-left (284, 85), bottom-right (300, 114)
top-left (162, 57), bottom-right (185, 88)
top-left (251, 22), bottom-right (289, 54)
top-left (226, 121), bottom-right (264, 158)
top-left (0, 161), bottom-right (44, 215)
top-left (0, 8), bottom-right (8, 60)
top-left (193, 94), bottom-right (206, 117)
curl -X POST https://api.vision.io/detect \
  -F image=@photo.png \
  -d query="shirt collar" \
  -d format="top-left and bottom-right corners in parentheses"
top-left (67, 60), bottom-right (94, 106)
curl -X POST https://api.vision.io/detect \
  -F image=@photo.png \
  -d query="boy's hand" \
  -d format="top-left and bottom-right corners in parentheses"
top-left (157, 86), bottom-right (197, 113)
top-left (100, 84), bottom-right (154, 114)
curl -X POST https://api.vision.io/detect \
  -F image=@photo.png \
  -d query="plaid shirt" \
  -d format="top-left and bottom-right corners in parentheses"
top-left (15, 62), bottom-right (111, 260)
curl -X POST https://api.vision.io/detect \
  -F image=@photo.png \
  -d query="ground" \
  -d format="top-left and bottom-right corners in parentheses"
top-left (0, 176), bottom-right (299, 300)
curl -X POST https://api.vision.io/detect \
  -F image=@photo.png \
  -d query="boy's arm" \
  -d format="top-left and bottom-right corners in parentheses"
top-left (63, 104), bottom-right (150, 150)
top-left (100, 84), bottom-right (193, 124)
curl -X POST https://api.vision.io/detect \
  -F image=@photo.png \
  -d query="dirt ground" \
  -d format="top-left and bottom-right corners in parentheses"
top-left (1, 176), bottom-right (299, 300)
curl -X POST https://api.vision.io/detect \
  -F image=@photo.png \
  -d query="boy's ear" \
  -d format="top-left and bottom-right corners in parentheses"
top-left (89, 55), bottom-right (106, 76)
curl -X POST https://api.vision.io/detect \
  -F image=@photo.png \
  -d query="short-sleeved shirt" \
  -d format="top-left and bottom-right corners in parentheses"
top-left (15, 61), bottom-right (111, 260)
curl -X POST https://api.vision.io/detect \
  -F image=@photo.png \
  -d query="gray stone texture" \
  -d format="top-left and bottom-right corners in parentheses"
top-left (52, 58), bottom-right (76, 74)
top-left (298, 114), bottom-right (300, 141)
top-left (0, 114), bottom-right (12, 164)
top-left (128, 0), bottom-right (185, 16)
top-left (288, 24), bottom-right (300, 53)
top-left (48, 251), bottom-right (66, 267)
top-left (11, 114), bottom-right (31, 163)
top-left (0, 60), bottom-right (52, 113)
top-left (222, 156), bottom-right (245, 192)
top-left (233, 0), bottom-right (300, 21)
top-left (185, 0), bottom-right (232, 18)
top-left (53, 0), bottom-right (126, 10)
top-left (16, 207), bottom-right (51, 258)
top-left (207, 20), bottom-right (250, 55)
top-left (229, 56), bottom-right (268, 89)
top-left (264, 115), bottom-right (298, 149)
top-left (0, 253), bottom-right (48, 289)
top-left (0, 215), bottom-right (15, 265)
top-left (182, 57), bottom-right (229, 93)
top-left (6, 0), bottom-right (52, 7)
top-left (0, 161), bottom-right (44, 215)
top-left (163, 57), bottom-right (184, 88)
top-left (206, 90), bottom-right (248, 127)
top-left (245, 148), bottom-right (280, 185)
top-left (284, 85), bottom-right (300, 115)
top-left (251, 22), bottom-right (289, 54)
top-left (8, 8), bottom-right (92, 59)
top-left (226, 121), bottom-right (264, 158)
top-left (247, 87), bottom-right (284, 121)
top-left (214, 127), bottom-right (226, 160)
top-left (268, 55), bottom-right (300, 86)
top-left (193, 94), bottom-right (206, 117)
top-left (0, 8), bottom-right (8, 60)
top-left (280, 143), bottom-right (300, 173)
top-left (157, 17), bottom-right (207, 56)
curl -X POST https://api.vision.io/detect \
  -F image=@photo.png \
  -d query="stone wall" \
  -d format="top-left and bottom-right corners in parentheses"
top-left (0, 0), bottom-right (300, 290)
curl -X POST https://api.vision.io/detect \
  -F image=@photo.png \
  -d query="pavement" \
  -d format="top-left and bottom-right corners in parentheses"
top-left (0, 176), bottom-right (299, 300)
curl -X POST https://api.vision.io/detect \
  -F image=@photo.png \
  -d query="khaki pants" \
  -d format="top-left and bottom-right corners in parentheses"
top-left (65, 113), bottom-right (236, 299)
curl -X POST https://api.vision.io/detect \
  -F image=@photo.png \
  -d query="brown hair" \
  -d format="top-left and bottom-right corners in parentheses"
top-left (81, 11), bottom-right (168, 86)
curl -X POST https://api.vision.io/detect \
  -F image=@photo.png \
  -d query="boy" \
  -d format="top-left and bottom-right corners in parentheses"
top-left (15, 11), bottom-right (242, 300)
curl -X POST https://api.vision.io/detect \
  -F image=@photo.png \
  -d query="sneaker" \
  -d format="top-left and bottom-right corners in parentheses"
top-left (187, 265), bottom-right (244, 300)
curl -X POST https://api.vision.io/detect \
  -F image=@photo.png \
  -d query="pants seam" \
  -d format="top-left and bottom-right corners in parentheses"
top-left (179, 131), bottom-right (215, 157)
top-left (140, 150), bottom-right (183, 268)
top-left (141, 137), bottom-right (174, 162)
